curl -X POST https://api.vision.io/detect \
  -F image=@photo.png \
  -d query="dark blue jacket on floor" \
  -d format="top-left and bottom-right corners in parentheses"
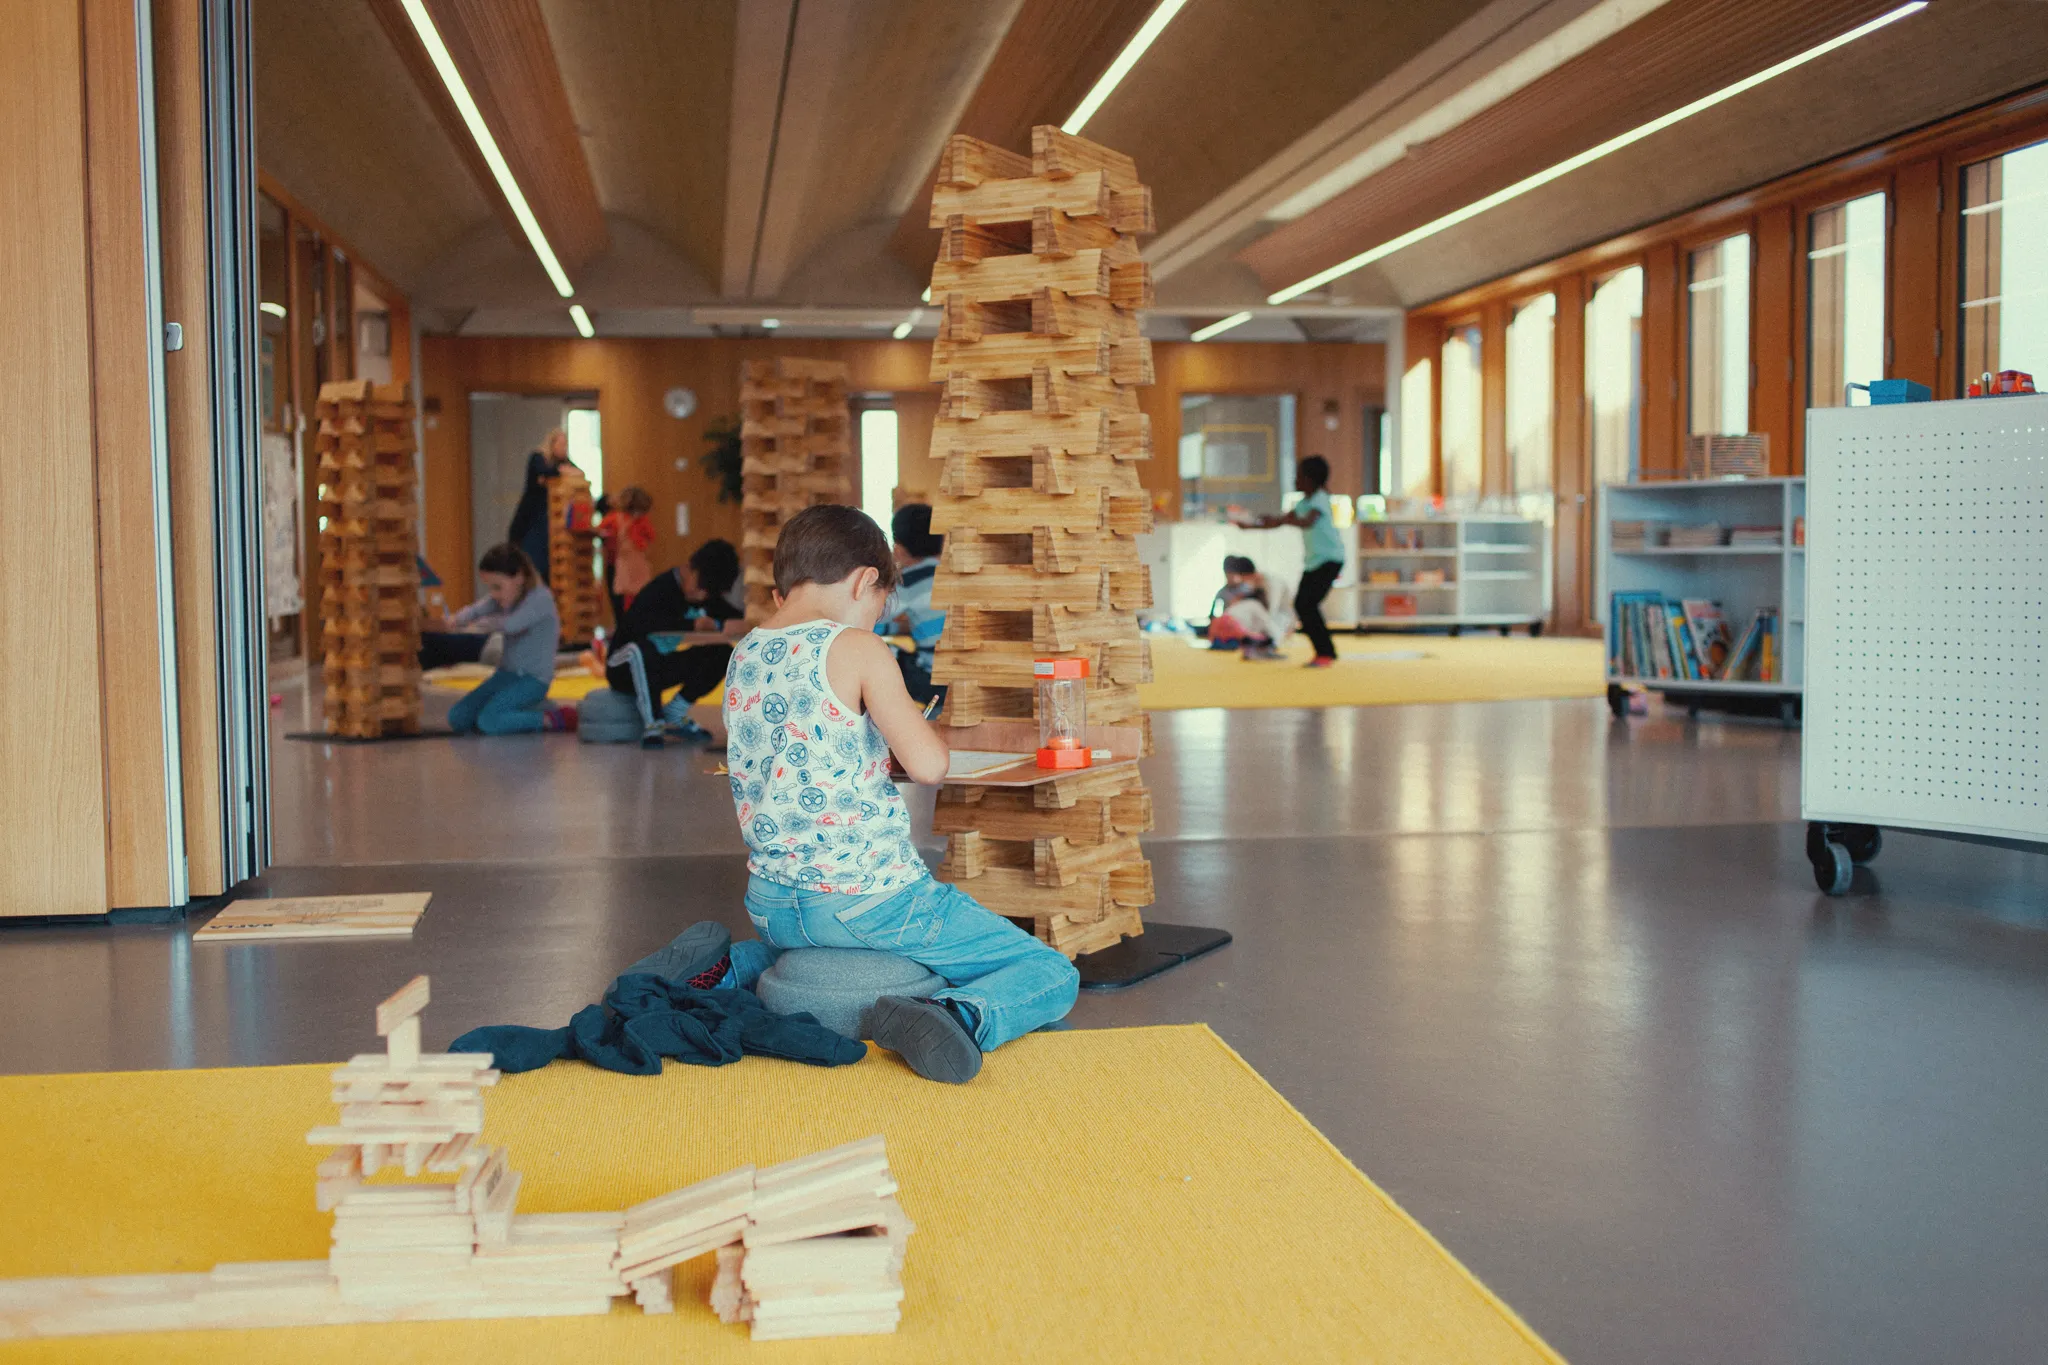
top-left (450, 972), bottom-right (865, 1075)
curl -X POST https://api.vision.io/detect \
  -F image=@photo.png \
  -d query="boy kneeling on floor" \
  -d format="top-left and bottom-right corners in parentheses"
top-left (720, 504), bottom-right (1079, 1083)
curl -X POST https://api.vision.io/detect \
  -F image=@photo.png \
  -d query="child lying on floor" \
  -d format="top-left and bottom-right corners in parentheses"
top-left (719, 504), bottom-right (1080, 1084)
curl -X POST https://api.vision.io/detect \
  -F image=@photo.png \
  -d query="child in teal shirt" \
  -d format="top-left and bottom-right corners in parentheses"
top-left (1245, 456), bottom-right (1343, 667)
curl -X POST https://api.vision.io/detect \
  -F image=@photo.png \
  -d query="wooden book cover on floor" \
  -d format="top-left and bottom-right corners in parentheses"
top-left (194, 893), bottom-right (431, 942)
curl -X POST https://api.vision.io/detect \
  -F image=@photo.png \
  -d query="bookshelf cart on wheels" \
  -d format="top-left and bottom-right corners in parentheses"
top-left (1355, 514), bottom-right (1551, 635)
top-left (1598, 477), bottom-right (1806, 724)
top-left (1801, 397), bottom-right (2047, 896)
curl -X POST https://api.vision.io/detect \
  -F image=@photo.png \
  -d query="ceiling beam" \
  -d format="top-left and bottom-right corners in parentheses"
top-left (884, 0), bottom-right (1160, 281)
top-left (372, 0), bottom-right (610, 278)
top-left (745, 0), bottom-right (861, 300)
top-left (1234, 0), bottom-right (1903, 298)
top-left (719, 0), bottom-right (797, 297)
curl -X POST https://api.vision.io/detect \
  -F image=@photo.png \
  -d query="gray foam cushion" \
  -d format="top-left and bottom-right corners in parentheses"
top-left (756, 947), bottom-right (945, 1040)
top-left (578, 687), bottom-right (641, 743)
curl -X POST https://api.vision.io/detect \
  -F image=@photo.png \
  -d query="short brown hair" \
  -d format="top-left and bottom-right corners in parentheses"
top-left (616, 485), bottom-right (654, 516)
top-left (773, 505), bottom-right (899, 596)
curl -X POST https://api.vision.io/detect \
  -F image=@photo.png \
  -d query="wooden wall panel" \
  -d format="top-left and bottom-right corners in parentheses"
top-left (1752, 204), bottom-right (1795, 474)
top-left (0, 0), bottom-right (111, 916)
top-left (1640, 242), bottom-right (1680, 478)
top-left (1480, 301), bottom-right (1508, 495)
top-left (421, 336), bottom-right (1387, 585)
top-left (1891, 155), bottom-right (1943, 400)
top-left (86, 0), bottom-right (175, 907)
top-left (155, 0), bottom-right (226, 897)
top-left (1550, 277), bottom-right (1589, 633)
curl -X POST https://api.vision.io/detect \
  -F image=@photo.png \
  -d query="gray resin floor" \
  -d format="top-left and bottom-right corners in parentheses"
top-left (5, 673), bottom-right (2048, 1365)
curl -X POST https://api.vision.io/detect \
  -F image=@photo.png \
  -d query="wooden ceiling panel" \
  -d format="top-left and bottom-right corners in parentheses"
top-left (751, 0), bottom-right (1023, 299)
top-left (884, 0), bottom-right (1158, 276)
top-left (1235, 0), bottom-right (1904, 294)
top-left (420, 0), bottom-right (610, 275)
top-left (1078, 0), bottom-right (1501, 232)
top-left (540, 0), bottom-right (736, 286)
top-left (253, 0), bottom-right (492, 289)
top-left (1372, 0), bottom-right (2048, 307)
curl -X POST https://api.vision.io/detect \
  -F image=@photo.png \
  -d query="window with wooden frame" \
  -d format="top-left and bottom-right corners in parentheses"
top-left (1439, 323), bottom-right (1483, 504)
top-left (1807, 192), bottom-right (1888, 408)
top-left (1506, 294), bottom-right (1556, 519)
top-left (1686, 233), bottom-right (1752, 435)
top-left (1585, 266), bottom-right (1644, 487)
top-left (1960, 136), bottom-right (2048, 389)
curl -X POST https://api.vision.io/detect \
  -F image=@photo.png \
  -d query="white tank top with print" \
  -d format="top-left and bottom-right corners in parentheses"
top-left (723, 621), bottom-right (928, 894)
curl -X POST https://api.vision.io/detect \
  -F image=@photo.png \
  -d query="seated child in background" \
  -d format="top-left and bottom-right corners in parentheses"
top-left (443, 543), bottom-right (568, 735)
top-left (596, 485), bottom-right (656, 622)
top-left (606, 538), bottom-right (743, 747)
top-left (875, 502), bottom-right (945, 705)
top-left (723, 504), bottom-right (1079, 1084)
top-left (1207, 555), bottom-right (1281, 660)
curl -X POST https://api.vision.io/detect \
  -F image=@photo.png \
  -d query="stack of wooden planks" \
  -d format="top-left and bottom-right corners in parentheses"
top-left (922, 126), bottom-right (1160, 956)
top-left (709, 1135), bottom-right (912, 1340)
top-left (546, 461), bottom-right (602, 645)
top-left (0, 977), bottom-right (911, 1342)
top-left (316, 379), bottom-right (422, 737)
top-left (739, 357), bottom-right (852, 620)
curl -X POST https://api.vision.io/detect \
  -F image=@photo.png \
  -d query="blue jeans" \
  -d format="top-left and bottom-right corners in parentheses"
top-left (448, 669), bottom-right (549, 735)
top-left (738, 874), bottom-right (1079, 1051)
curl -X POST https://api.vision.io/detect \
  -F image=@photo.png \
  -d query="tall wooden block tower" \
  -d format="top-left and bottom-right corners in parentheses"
top-left (922, 126), bottom-right (1160, 957)
top-left (546, 463), bottom-right (601, 646)
top-left (740, 358), bottom-right (853, 620)
top-left (316, 379), bottom-right (423, 738)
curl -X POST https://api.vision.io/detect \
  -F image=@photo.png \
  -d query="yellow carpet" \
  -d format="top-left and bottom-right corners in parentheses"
top-left (0, 1027), bottom-right (1562, 1363)
top-left (424, 665), bottom-right (610, 702)
top-left (1139, 634), bottom-right (1605, 711)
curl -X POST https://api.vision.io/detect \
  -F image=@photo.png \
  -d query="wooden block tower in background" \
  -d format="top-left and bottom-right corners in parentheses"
top-left (546, 463), bottom-right (602, 646)
top-left (317, 379), bottom-right (423, 738)
top-left (740, 358), bottom-right (852, 620)
top-left (922, 126), bottom-right (1160, 957)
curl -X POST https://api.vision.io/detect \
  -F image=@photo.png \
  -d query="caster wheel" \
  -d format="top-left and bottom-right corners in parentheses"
top-left (1498, 625), bottom-right (1511, 636)
top-left (1841, 825), bottom-right (1882, 864)
top-left (1529, 621), bottom-right (1545, 637)
top-left (1449, 626), bottom-right (1463, 638)
top-left (1779, 697), bottom-right (1800, 729)
top-left (1607, 683), bottom-right (1630, 720)
top-left (1813, 840), bottom-right (1853, 895)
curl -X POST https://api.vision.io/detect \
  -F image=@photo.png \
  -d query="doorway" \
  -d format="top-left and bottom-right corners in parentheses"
top-left (467, 392), bottom-right (600, 598)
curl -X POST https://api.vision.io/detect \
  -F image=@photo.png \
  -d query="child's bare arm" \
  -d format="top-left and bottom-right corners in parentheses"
top-left (828, 630), bottom-right (950, 783)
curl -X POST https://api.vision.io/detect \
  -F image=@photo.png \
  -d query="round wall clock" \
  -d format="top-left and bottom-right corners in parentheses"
top-left (663, 386), bottom-right (698, 420)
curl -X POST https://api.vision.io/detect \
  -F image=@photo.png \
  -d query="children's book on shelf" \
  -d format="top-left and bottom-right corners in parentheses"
top-left (1681, 600), bottom-right (1731, 676)
top-left (1719, 608), bottom-right (1779, 682)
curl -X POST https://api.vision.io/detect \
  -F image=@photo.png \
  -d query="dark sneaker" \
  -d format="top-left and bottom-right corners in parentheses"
top-left (640, 723), bottom-right (666, 749)
top-left (869, 995), bottom-right (982, 1084)
top-left (665, 718), bottom-right (713, 744)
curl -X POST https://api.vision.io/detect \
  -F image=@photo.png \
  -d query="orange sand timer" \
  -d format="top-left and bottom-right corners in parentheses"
top-left (1034, 658), bottom-right (1091, 769)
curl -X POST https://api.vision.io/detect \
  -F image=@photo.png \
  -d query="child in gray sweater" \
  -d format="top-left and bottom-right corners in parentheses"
top-left (444, 544), bottom-right (563, 735)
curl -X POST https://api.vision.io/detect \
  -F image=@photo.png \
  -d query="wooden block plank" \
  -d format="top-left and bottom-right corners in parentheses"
top-left (1110, 260), bottom-right (1153, 311)
top-left (385, 1016), bottom-right (421, 1070)
top-left (938, 213), bottom-right (1030, 264)
top-left (931, 563), bottom-right (1105, 611)
top-left (935, 133), bottom-right (1031, 187)
top-left (932, 789), bottom-right (1114, 843)
top-left (929, 169), bottom-right (1109, 228)
top-left (928, 330), bottom-right (1108, 383)
top-left (1037, 834), bottom-right (1145, 887)
top-left (1032, 205), bottom-right (1121, 257)
top-left (1032, 124), bottom-right (1140, 190)
top-left (930, 488), bottom-right (1107, 539)
top-left (930, 249), bottom-right (1110, 305)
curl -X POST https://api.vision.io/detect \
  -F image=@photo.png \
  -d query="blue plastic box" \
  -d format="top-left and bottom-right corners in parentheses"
top-left (1850, 379), bottom-right (1933, 404)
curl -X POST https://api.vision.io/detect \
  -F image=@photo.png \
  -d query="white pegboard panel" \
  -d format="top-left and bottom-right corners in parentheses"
top-left (1803, 397), bottom-right (2047, 842)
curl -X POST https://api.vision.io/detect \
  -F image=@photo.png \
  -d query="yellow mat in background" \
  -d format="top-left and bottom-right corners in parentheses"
top-left (0, 1027), bottom-right (1563, 1364)
top-left (1139, 634), bottom-right (1606, 711)
top-left (427, 635), bottom-right (1608, 713)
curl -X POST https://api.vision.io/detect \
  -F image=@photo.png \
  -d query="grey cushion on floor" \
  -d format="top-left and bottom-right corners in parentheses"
top-left (756, 948), bottom-right (945, 1040)
top-left (578, 687), bottom-right (641, 743)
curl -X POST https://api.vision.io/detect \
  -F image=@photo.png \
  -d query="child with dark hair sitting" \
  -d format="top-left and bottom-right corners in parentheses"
top-left (724, 504), bottom-right (1079, 1084)
top-left (876, 502), bottom-right (945, 704)
top-left (605, 538), bottom-right (744, 747)
top-left (1206, 554), bottom-right (1281, 660)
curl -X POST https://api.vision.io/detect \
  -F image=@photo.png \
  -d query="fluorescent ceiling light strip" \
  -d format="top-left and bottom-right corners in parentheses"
top-left (1063, 0), bottom-right (1191, 135)
top-left (1190, 311), bottom-right (1253, 342)
top-left (569, 304), bottom-right (594, 338)
top-left (1267, 1), bottom-right (1927, 304)
top-left (399, 0), bottom-right (576, 299)
top-left (259, 301), bottom-right (286, 318)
